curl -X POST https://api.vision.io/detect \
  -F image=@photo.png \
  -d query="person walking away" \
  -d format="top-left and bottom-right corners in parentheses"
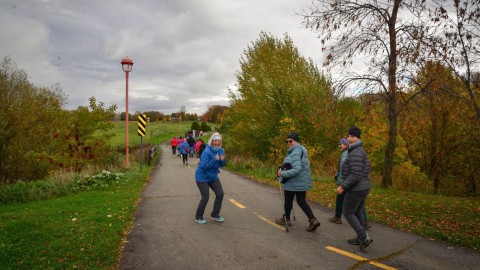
top-left (197, 139), bottom-right (206, 159)
top-left (187, 135), bottom-right (196, 158)
top-left (180, 138), bottom-right (190, 165)
top-left (170, 136), bottom-right (178, 155)
top-left (276, 131), bottom-right (320, 232)
top-left (195, 139), bottom-right (202, 158)
top-left (194, 133), bottom-right (226, 224)
top-left (329, 137), bottom-right (349, 224)
top-left (176, 136), bottom-right (183, 157)
top-left (336, 126), bottom-right (373, 250)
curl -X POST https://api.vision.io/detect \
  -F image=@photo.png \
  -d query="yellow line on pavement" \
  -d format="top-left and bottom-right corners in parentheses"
top-left (229, 199), bottom-right (246, 209)
top-left (326, 246), bottom-right (397, 270)
top-left (256, 214), bottom-right (286, 231)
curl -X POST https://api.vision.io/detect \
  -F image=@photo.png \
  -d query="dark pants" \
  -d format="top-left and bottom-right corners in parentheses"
top-left (196, 180), bottom-right (224, 219)
top-left (171, 146), bottom-right (176, 154)
top-left (335, 191), bottom-right (368, 220)
top-left (343, 188), bottom-right (370, 240)
top-left (284, 190), bottom-right (316, 220)
top-left (182, 154), bottom-right (188, 164)
top-left (334, 192), bottom-right (346, 218)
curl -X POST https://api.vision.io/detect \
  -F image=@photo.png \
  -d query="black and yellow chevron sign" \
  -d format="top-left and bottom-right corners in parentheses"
top-left (138, 114), bottom-right (147, 137)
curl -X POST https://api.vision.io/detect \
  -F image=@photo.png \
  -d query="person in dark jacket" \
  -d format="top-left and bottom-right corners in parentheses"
top-left (187, 135), bottom-right (196, 157)
top-left (194, 133), bottom-right (226, 224)
top-left (275, 131), bottom-right (320, 232)
top-left (336, 126), bottom-right (373, 250)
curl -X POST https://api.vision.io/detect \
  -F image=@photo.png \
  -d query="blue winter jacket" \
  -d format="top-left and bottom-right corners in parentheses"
top-left (195, 145), bottom-right (226, 183)
top-left (180, 141), bottom-right (190, 155)
top-left (279, 144), bottom-right (312, 191)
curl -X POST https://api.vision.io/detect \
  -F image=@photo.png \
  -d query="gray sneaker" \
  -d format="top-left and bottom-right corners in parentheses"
top-left (359, 237), bottom-right (373, 250)
top-left (348, 237), bottom-right (361, 245)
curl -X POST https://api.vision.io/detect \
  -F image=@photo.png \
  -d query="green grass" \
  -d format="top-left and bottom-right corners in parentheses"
top-left (0, 166), bottom-right (148, 270)
top-left (107, 120), bottom-right (198, 148)
top-left (226, 156), bottom-right (480, 251)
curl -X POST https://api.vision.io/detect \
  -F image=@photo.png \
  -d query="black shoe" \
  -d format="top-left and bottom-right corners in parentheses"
top-left (348, 237), bottom-right (361, 245)
top-left (359, 237), bottom-right (373, 250)
top-left (364, 221), bottom-right (371, 229)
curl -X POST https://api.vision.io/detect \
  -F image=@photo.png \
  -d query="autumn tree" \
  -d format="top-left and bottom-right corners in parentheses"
top-left (203, 105), bottom-right (228, 124)
top-left (0, 57), bottom-right (65, 182)
top-left (301, 0), bottom-right (430, 188)
top-left (226, 32), bottom-right (333, 161)
top-left (401, 62), bottom-right (480, 195)
top-left (49, 97), bottom-right (117, 172)
top-left (427, 0), bottom-right (480, 122)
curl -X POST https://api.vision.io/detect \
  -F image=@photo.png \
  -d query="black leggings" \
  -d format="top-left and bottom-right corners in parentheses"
top-left (284, 190), bottom-right (315, 220)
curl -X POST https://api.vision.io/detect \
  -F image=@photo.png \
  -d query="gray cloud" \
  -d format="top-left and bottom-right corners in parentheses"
top-left (1, 0), bottom-right (324, 115)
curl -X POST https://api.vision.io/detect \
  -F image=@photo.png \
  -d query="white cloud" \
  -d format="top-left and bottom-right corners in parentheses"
top-left (1, 0), bottom-right (324, 115)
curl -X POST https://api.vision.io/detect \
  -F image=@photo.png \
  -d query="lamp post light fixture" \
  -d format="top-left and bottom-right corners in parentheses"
top-left (121, 56), bottom-right (134, 166)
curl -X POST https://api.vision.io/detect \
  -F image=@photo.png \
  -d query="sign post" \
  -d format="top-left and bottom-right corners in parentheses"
top-left (138, 114), bottom-right (147, 172)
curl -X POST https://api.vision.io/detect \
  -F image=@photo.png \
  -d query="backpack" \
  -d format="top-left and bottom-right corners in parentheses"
top-left (198, 143), bottom-right (206, 156)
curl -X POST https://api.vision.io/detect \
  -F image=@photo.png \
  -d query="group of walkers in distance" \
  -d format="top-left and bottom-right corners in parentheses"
top-left (169, 126), bottom-right (373, 251)
top-left (169, 131), bottom-right (207, 166)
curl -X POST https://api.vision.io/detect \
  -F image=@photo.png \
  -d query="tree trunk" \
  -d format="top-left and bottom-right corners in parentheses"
top-left (382, 103), bottom-right (397, 188)
top-left (382, 1), bottom-right (401, 189)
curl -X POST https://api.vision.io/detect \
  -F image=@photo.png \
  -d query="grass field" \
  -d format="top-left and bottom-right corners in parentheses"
top-left (0, 165), bottom-right (148, 270)
top-left (107, 120), bottom-right (196, 148)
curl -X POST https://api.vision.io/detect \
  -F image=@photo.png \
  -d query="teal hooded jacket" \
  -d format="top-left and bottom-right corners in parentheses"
top-left (279, 144), bottom-right (312, 192)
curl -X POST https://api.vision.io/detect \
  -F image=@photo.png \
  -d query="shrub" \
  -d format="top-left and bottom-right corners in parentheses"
top-left (73, 170), bottom-right (127, 191)
top-left (392, 160), bottom-right (432, 193)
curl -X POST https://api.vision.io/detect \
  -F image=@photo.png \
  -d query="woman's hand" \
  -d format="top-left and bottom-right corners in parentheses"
top-left (336, 186), bottom-right (344, 194)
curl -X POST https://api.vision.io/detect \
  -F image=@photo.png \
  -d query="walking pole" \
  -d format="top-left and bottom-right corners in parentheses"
top-left (277, 175), bottom-right (289, 232)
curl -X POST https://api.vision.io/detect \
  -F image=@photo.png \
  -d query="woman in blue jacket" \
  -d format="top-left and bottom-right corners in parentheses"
top-left (180, 139), bottom-right (190, 165)
top-left (276, 131), bottom-right (320, 232)
top-left (194, 133), bottom-right (226, 224)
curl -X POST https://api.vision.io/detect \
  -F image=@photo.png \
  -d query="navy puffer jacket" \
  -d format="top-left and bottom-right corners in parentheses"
top-left (341, 141), bottom-right (371, 191)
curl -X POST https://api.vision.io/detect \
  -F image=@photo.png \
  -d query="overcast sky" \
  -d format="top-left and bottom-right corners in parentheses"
top-left (1, 0), bottom-right (326, 115)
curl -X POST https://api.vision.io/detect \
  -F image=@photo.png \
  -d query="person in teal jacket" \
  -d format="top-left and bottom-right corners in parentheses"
top-left (329, 137), bottom-right (349, 224)
top-left (276, 131), bottom-right (320, 232)
top-left (194, 133), bottom-right (226, 224)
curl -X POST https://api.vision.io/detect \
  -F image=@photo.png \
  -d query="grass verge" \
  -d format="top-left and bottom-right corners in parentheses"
top-left (0, 163), bottom-right (152, 270)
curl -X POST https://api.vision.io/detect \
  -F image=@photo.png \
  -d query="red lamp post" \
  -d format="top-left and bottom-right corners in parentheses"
top-left (121, 56), bottom-right (134, 167)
